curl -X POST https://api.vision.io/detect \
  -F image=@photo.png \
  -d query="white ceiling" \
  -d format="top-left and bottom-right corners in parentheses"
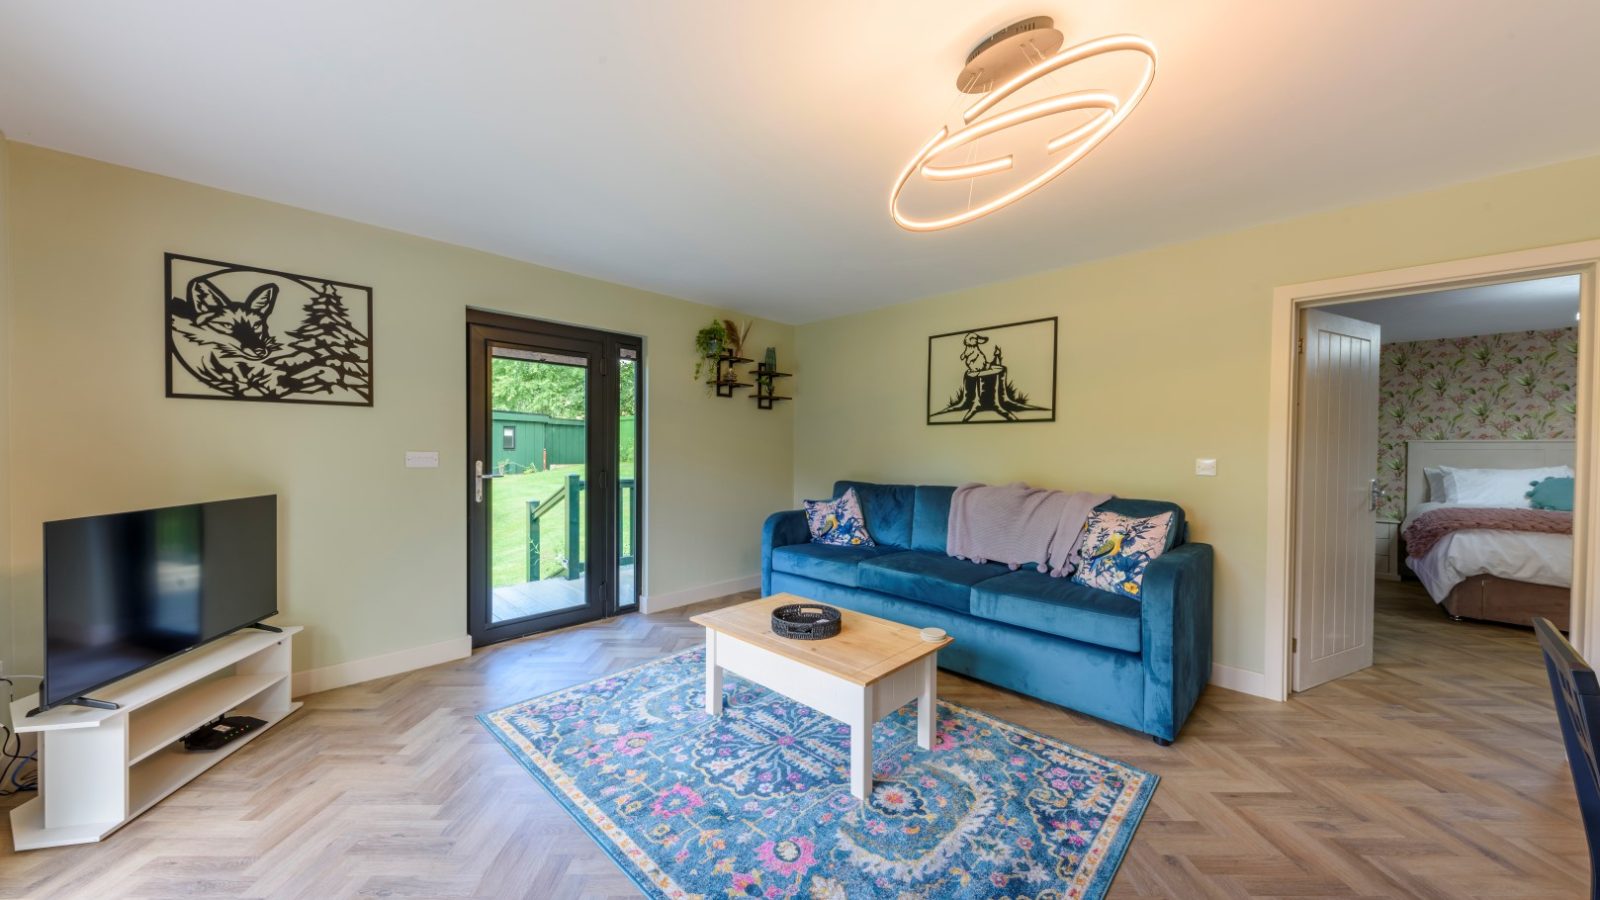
top-left (1, 2), bottom-right (1598, 324)
top-left (1329, 275), bottom-right (1581, 343)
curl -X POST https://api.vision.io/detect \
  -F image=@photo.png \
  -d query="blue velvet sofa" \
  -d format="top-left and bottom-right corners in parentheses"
top-left (761, 481), bottom-right (1213, 743)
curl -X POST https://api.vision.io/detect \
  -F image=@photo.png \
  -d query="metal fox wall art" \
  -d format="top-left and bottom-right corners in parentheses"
top-left (165, 254), bottom-right (374, 406)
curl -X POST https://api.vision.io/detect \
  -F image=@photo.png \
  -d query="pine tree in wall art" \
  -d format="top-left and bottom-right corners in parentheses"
top-left (277, 284), bottom-right (372, 401)
top-left (165, 253), bottom-right (374, 406)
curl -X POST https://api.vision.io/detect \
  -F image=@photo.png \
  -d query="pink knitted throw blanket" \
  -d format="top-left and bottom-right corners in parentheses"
top-left (946, 482), bottom-right (1113, 577)
top-left (1403, 506), bottom-right (1572, 558)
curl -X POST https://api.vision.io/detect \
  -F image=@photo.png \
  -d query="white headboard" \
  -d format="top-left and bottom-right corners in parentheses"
top-left (1404, 439), bottom-right (1575, 519)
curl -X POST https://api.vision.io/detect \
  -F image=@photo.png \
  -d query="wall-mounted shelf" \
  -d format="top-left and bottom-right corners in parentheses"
top-left (750, 365), bottom-right (791, 410)
top-left (704, 348), bottom-right (793, 409)
top-left (9, 625), bottom-right (303, 851)
top-left (713, 353), bottom-right (753, 397)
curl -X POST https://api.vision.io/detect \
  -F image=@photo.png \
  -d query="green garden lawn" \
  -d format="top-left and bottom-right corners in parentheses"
top-left (490, 464), bottom-right (635, 587)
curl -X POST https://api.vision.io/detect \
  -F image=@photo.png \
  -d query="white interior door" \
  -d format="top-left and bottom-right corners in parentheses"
top-left (1294, 309), bottom-right (1381, 691)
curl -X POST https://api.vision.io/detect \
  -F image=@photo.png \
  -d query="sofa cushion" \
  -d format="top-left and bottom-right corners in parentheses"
top-left (770, 543), bottom-right (900, 588)
top-left (1098, 498), bottom-right (1185, 550)
top-left (1528, 475), bottom-right (1575, 511)
top-left (803, 487), bottom-right (875, 547)
top-left (832, 481), bottom-right (915, 550)
top-left (857, 551), bottom-right (1010, 615)
top-left (911, 485), bottom-right (956, 553)
top-left (971, 570), bottom-right (1143, 653)
top-left (1072, 509), bottom-right (1175, 600)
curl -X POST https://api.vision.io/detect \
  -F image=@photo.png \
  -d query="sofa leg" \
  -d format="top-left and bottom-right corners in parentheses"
top-left (1152, 735), bottom-right (1172, 747)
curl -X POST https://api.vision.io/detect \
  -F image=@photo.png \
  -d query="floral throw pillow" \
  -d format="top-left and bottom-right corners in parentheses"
top-left (803, 488), bottom-right (875, 547)
top-left (1071, 510), bottom-right (1175, 600)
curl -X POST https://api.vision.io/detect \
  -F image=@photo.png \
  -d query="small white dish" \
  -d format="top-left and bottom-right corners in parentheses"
top-left (920, 627), bottom-right (947, 643)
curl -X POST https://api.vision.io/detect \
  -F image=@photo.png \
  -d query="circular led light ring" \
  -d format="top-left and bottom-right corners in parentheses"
top-left (891, 34), bottom-right (1157, 232)
top-left (922, 155), bottom-right (1015, 181)
top-left (921, 90), bottom-right (1120, 170)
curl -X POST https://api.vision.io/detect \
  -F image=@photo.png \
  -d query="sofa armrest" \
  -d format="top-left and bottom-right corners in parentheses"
top-left (762, 510), bottom-right (810, 595)
top-left (1138, 542), bottom-right (1214, 742)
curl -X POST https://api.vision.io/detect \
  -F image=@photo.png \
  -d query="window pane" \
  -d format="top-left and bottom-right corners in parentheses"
top-left (488, 351), bottom-right (588, 622)
top-left (617, 351), bottom-right (638, 609)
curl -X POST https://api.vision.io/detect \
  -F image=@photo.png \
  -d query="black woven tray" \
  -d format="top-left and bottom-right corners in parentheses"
top-left (771, 603), bottom-right (842, 640)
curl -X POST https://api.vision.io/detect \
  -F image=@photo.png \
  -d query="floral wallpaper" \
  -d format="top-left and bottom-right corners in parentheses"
top-left (1377, 328), bottom-right (1577, 521)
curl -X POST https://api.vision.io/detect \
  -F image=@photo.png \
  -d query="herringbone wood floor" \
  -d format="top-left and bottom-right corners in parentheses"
top-left (0, 582), bottom-right (1587, 898)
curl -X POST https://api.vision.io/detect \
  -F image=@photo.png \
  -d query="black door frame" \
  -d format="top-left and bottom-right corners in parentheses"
top-left (466, 309), bottom-right (643, 647)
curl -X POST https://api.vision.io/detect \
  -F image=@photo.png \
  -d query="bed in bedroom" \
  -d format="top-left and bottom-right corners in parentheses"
top-left (1400, 440), bottom-right (1574, 630)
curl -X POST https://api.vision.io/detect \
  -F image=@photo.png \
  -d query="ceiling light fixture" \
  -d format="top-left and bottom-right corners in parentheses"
top-left (891, 16), bottom-right (1156, 232)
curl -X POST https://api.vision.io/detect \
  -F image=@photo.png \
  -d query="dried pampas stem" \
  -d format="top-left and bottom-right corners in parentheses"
top-left (722, 318), bottom-right (753, 358)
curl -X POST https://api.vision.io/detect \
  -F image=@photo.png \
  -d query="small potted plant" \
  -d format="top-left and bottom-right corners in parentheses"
top-left (694, 318), bottom-right (756, 390)
top-left (693, 319), bottom-right (729, 387)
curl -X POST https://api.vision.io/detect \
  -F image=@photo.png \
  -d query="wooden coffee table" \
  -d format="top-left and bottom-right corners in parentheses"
top-left (691, 594), bottom-right (950, 802)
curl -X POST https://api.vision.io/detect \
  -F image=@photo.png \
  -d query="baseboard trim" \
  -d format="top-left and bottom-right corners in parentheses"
top-left (291, 634), bottom-right (473, 697)
top-left (642, 575), bottom-right (759, 614)
top-left (1210, 662), bottom-right (1273, 699)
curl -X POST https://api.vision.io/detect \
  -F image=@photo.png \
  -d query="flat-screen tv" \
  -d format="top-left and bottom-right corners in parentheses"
top-left (40, 495), bottom-right (278, 713)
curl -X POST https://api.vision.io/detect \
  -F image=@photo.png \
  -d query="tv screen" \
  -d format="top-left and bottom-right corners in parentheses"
top-left (42, 495), bottom-right (277, 711)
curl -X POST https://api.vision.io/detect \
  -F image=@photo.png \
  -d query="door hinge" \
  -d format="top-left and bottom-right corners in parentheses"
top-left (1291, 637), bottom-right (1298, 653)
top-left (1296, 337), bottom-right (1305, 355)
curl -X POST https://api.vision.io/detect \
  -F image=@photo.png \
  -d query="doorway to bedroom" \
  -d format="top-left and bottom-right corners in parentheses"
top-left (1291, 273), bottom-right (1582, 692)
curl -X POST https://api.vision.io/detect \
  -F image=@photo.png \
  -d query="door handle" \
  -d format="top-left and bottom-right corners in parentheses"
top-left (474, 459), bottom-right (503, 503)
top-left (1369, 478), bottom-right (1386, 512)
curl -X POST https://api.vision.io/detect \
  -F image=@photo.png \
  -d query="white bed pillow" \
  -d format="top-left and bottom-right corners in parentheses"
top-left (1423, 467), bottom-right (1448, 502)
top-left (1438, 465), bottom-right (1573, 507)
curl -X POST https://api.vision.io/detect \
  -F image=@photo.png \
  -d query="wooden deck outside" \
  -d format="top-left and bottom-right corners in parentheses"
top-left (491, 564), bottom-right (635, 621)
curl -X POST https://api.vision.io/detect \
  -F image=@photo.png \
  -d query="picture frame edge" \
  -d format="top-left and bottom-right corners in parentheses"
top-left (163, 253), bottom-right (375, 408)
top-left (924, 315), bottom-right (1059, 426)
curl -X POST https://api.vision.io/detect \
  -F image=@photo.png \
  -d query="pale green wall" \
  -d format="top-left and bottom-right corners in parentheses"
top-left (9, 138), bottom-right (1600, 685)
top-left (3, 143), bottom-right (794, 676)
top-left (795, 155), bottom-right (1600, 675)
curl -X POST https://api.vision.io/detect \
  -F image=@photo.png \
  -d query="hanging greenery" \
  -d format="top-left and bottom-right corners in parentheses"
top-left (693, 318), bottom-right (755, 392)
top-left (693, 319), bottom-right (730, 385)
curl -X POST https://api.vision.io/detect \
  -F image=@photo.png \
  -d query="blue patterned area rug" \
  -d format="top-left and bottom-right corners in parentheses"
top-left (479, 648), bottom-right (1156, 899)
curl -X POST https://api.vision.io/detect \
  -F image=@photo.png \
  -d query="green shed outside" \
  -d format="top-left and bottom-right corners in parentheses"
top-left (490, 411), bottom-right (636, 473)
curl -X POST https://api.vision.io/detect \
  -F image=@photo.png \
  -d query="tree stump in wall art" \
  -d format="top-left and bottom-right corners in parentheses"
top-left (927, 317), bottom-right (1056, 425)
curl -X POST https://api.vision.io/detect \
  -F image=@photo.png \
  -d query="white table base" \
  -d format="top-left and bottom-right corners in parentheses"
top-left (703, 630), bottom-right (937, 802)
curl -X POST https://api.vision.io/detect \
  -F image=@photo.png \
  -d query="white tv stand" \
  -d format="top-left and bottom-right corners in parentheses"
top-left (8, 625), bottom-right (302, 850)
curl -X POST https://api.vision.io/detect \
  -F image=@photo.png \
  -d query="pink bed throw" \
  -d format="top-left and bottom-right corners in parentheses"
top-left (947, 482), bottom-right (1113, 576)
top-left (1403, 506), bottom-right (1572, 558)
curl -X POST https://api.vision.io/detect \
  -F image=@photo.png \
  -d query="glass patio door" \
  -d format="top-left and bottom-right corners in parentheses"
top-left (617, 347), bottom-right (641, 612)
top-left (467, 312), bottom-right (642, 646)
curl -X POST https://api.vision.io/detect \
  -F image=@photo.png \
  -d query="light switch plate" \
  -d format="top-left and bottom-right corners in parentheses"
top-left (405, 451), bottom-right (440, 469)
top-left (1195, 458), bottom-right (1217, 476)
